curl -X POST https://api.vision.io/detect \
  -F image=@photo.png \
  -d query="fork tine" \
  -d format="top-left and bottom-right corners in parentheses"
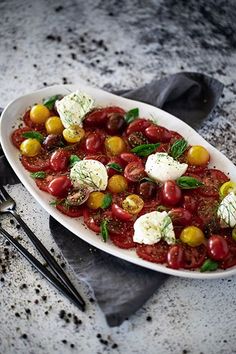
top-left (0, 192), bottom-right (4, 202)
top-left (0, 184), bottom-right (12, 201)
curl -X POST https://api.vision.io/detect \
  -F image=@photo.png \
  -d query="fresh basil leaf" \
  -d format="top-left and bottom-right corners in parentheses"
top-left (107, 162), bottom-right (123, 172)
top-left (200, 259), bottom-right (218, 272)
top-left (140, 177), bottom-right (156, 184)
top-left (101, 194), bottom-right (112, 209)
top-left (176, 176), bottom-right (204, 189)
top-left (131, 143), bottom-right (160, 157)
top-left (49, 200), bottom-right (58, 206)
top-left (69, 154), bottom-right (81, 167)
top-left (30, 171), bottom-right (46, 179)
top-left (43, 95), bottom-right (61, 110)
top-left (22, 131), bottom-right (44, 143)
top-left (170, 139), bottom-right (188, 159)
top-left (101, 220), bottom-right (109, 242)
top-left (124, 108), bottom-right (139, 124)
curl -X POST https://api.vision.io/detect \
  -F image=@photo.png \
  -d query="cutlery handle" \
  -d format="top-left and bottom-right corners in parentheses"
top-left (10, 210), bottom-right (85, 309)
top-left (0, 225), bottom-right (85, 311)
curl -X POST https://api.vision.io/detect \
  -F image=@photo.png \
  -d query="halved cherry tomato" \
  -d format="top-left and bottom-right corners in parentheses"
top-left (161, 181), bottom-right (182, 206)
top-left (126, 118), bottom-right (152, 135)
top-left (85, 133), bottom-right (103, 153)
top-left (83, 208), bottom-right (101, 232)
top-left (48, 176), bottom-right (72, 198)
top-left (208, 235), bottom-right (229, 261)
top-left (182, 244), bottom-right (207, 269)
top-left (122, 194), bottom-right (144, 214)
top-left (111, 203), bottom-right (133, 221)
top-left (167, 244), bottom-right (184, 269)
top-left (84, 107), bottom-right (125, 127)
top-left (144, 125), bottom-right (172, 143)
top-left (120, 152), bottom-right (142, 165)
top-left (21, 153), bottom-right (51, 172)
top-left (124, 162), bottom-right (146, 182)
top-left (56, 204), bottom-right (84, 217)
top-left (11, 127), bottom-right (32, 148)
top-left (136, 241), bottom-right (169, 264)
top-left (50, 149), bottom-right (70, 172)
top-left (199, 169), bottom-right (229, 198)
top-left (169, 208), bottom-right (192, 226)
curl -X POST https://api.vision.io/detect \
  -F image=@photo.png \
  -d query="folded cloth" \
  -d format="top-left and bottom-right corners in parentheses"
top-left (0, 72), bottom-right (224, 326)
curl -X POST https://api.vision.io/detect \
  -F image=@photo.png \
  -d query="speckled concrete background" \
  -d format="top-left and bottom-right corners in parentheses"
top-left (0, 0), bottom-right (236, 353)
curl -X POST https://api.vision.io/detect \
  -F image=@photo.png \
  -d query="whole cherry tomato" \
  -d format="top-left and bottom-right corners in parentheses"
top-left (85, 133), bottom-right (102, 153)
top-left (126, 118), bottom-right (152, 135)
top-left (208, 235), bottom-right (229, 261)
top-left (161, 181), bottom-right (182, 206)
top-left (111, 203), bottom-right (133, 221)
top-left (48, 176), bottom-right (72, 198)
top-left (84, 107), bottom-right (125, 127)
top-left (144, 125), bottom-right (172, 143)
top-left (167, 245), bottom-right (184, 269)
top-left (50, 149), bottom-right (70, 172)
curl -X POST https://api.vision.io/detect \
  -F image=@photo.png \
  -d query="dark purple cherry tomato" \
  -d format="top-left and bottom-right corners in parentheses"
top-left (167, 244), bottom-right (184, 269)
top-left (106, 113), bottom-right (125, 134)
top-left (139, 182), bottom-right (156, 200)
top-left (50, 149), bottom-right (70, 172)
top-left (161, 180), bottom-right (182, 206)
top-left (144, 125), bottom-right (172, 143)
top-left (85, 133), bottom-right (102, 153)
top-left (48, 176), bottom-right (72, 198)
top-left (208, 235), bottom-right (229, 261)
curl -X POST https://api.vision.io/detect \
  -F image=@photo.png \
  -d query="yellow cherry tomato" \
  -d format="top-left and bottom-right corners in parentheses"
top-left (20, 138), bottom-right (41, 157)
top-left (45, 116), bottom-right (64, 135)
top-left (180, 226), bottom-right (205, 247)
top-left (63, 126), bottom-right (85, 143)
top-left (187, 145), bottom-right (210, 166)
top-left (108, 175), bottom-right (128, 193)
top-left (105, 136), bottom-right (126, 156)
top-left (30, 104), bottom-right (50, 124)
top-left (122, 194), bottom-right (144, 215)
top-left (219, 181), bottom-right (236, 199)
top-left (86, 192), bottom-right (105, 209)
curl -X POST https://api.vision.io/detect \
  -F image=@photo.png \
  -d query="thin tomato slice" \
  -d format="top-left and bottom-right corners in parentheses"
top-left (83, 208), bottom-right (101, 233)
top-left (136, 241), bottom-right (169, 264)
top-left (182, 244), bottom-right (207, 269)
top-left (197, 197), bottom-right (219, 227)
top-left (11, 127), bottom-right (32, 148)
top-left (110, 232), bottom-right (136, 249)
top-left (199, 169), bottom-right (229, 198)
top-left (56, 204), bottom-right (84, 217)
top-left (21, 152), bottom-right (51, 172)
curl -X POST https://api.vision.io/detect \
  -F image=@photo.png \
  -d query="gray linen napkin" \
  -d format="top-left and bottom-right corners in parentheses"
top-left (0, 72), bottom-right (224, 327)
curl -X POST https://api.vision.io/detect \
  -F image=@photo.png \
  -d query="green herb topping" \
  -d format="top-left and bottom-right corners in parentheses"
top-left (200, 259), bottom-right (219, 272)
top-left (107, 162), bottom-right (123, 172)
top-left (124, 108), bottom-right (139, 124)
top-left (101, 194), bottom-right (112, 209)
top-left (69, 154), bottom-right (81, 168)
top-left (101, 220), bottom-right (109, 242)
top-left (30, 171), bottom-right (46, 179)
top-left (22, 131), bottom-right (44, 143)
top-left (131, 143), bottom-right (160, 157)
top-left (176, 176), bottom-right (204, 189)
top-left (170, 139), bottom-right (188, 159)
top-left (43, 95), bottom-right (61, 110)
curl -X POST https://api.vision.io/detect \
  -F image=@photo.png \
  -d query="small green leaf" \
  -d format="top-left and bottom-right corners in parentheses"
top-left (49, 200), bottom-right (58, 206)
top-left (170, 139), bottom-right (188, 159)
top-left (101, 220), bottom-right (109, 242)
top-left (176, 176), bottom-right (204, 189)
top-left (43, 95), bottom-right (61, 110)
top-left (200, 259), bottom-right (219, 272)
top-left (69, 154), bottom-right (81, 167)
top-left (131, 143), bottom-right (160, 157)
top-left (140, 177), bottom-right (156, 184)
top-left (22, 131), bottom-right (44, 143)
top-left (106, 162), bottom-right (123, 172)
top-left (124, 108), bottom-right (139, 124)
top-left (30, 171), bottom-right (46, 179)
top-left (101, 194), bottom-right (112, 209)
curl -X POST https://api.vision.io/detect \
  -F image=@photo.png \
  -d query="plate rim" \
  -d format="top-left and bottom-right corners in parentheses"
top-left (1, 82), bottom-right (236, 279)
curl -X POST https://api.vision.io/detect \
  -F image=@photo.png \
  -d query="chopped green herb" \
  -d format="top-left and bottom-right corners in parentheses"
top-left (22, 131), bottom-right (44, 143)
top-left (43, 95), bottom-right (61, 110)
top-left (200, 259), bottom-right (219, 272)
top-left (101, 194), bottom-right (112, 209)
top-left (69, 154), bottom-right (81, 167)
top-left (49, 200), bottom-right (58, 206)
top-left (101, 220), bottom-right (109, 242)
top-left (176, 176), bottom-right (204, 189)
top-left (170, 139), bottom-right (188, 159)
top-left (124, 108), bottom-right (139, 124)
top-left (30, 171), bottom-right (46, 179)
top-left (131, 143), bottom-right (160, 157)
top-left (107, 162), bottom-right (123, 172)
top-left (157, 205), bottom-right (170, 212)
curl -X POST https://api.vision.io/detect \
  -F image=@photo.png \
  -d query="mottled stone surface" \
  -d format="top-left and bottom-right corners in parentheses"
top-left (0, 0), bottom-right (236, 353)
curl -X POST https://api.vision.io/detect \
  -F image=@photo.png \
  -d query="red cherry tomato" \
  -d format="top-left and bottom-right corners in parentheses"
top-left (182, 244), bottom-right (207, 269)
top-left (11, 127), bottom-right (32, 148)
top-left (169, 208), bottom-right (192, 226)
top-left (120, 152), bottom-right (142, 165)
top-left (85, 133), bottom-right (102, 153)
top-left (50, 149), bottom-right (70, 172)
top-left (35, 174), bottom-right (58, 192)
top-left (56, 204), bottom-right (84, 217)
top-left (167, 244), bottom-right (184, 269)
top-left (126, 118), bottom-right (152, 135)
top-left (83, 208), bottom-right (101, 233)
top-left (144, 125), bottom-right (172, 143)
top-left (111, 203), bottom-right (133, 221)
top-left (182, 195), bottom-right (197, 213)
top-left (161, 181), bottom-right (182, 206)
top-left (21, 153), bottom-right (51, 172)
top-left (124, 162), bottom-right (146, 182)
top-left (208, 235), bottom-right (229, 261)
top-left (48, 176), bottom-right (72, 198)
top-left (84, 107), bottom-right (125, 127)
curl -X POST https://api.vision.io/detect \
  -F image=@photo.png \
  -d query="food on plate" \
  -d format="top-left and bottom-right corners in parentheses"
top-left (11, 90), bottom-right (236, 272)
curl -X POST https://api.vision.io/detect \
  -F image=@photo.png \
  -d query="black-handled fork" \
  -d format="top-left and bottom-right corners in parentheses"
top-left (0, 184), bottom-right (85, 311)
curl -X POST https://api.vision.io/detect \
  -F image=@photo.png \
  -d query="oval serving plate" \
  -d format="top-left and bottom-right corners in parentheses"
top-left (1, 83), bottom-right (236, 279)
